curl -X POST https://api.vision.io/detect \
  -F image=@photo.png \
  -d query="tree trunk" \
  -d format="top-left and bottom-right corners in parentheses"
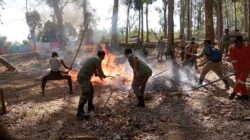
top-left (224, 0), bottom-right (229, 29)
top-left (111, 0), bottom-right (119, 50)
top-left (141, 5), bottom-right (144, 43)
top-left (205, 0), bottom-right (214, 44)
top-left (179, 0), bottom-right (186, 37)
top-left (216, 0), bottom-right (223, 41)
top-left (248, 0), bottom-right (250, 41)
top-left (146, 3), bottom-right (149, 43)
top-left (125, 2), bottom-right (131, 44)
top-left (138, 10), bottom-right (141, 40)
top-left (187, 0), bottom-right (191, 40)
top-left (163, 0), bottom-right (168, 38)
top-left (167, 0), bottom-right (174, 48)
top-left (234, 1), bottom-right (237, 30)
top-left (52, 0), bottom-right (66, 48)
top-left (0, 57), bottom-right (16, 71)
top-left (244, 0), bottom-right (248, 33)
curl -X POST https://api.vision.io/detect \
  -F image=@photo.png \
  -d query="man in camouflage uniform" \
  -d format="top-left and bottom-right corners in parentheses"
top-left (184, 38), bottom-right (199, 70)
top-left (219, 29), bottom-right (232, 56)
top-left (76, 50), bottom-right (106, 119)
top-left (124, 48), bottom-right (152, 108)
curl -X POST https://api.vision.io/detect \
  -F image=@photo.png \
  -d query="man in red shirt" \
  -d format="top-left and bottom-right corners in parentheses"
top-left (228, 36), bottom-right (250, 100)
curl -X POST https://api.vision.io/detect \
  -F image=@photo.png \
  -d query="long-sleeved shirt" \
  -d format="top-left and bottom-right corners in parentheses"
top-left (196, 45), bottom-right (211, 59)
top-left (77, 56), bottom-right (105, 80)
top-left (127, 54), bottom-right (152, 75)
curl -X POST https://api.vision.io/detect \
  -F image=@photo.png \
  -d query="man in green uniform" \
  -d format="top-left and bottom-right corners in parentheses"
top-left (76, 50), bottom-right (106, 119)
top-left (124, 48), bottom-right (152, 108)
top-left (219, 29), bottom-right (232, 56)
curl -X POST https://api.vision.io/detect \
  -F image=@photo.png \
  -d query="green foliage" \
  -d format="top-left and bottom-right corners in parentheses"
top-left (0, 35), bottom-right (10, 48)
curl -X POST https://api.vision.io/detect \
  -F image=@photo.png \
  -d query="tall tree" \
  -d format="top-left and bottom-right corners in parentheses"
top-left (179, 0), bottom-right (186, 37)
top-left (141, 4), bottom-right (144, 42)
top-left (133, 0), bottom-right (143, 41)
top-left (216, 0), bottom-right (223, 41)
top-left (25, 11), bottom-right (41, 51)
top-left (244, 0), bottom-right (248, 33)
top-left (111, 0), bottom-right (119, 50)
top-left (162, 0), bottom-right (168, 38)
top-left (205, 0), bottom-right (214, 43)
top-left (187, 0), bottom-right (192, 40)
top-left (167, 0), bottom-right (174, 49)
top-left (248, 0), bottom-right (250, 41)
top-left (122, 0), bottom-right (132, 43)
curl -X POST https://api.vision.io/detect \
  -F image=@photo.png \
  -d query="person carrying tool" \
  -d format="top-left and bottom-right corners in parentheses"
top-left (228, 36), bottom-right (250, 100)
top-left (196, 39), bottom-right (229, 89)
top-left (157, 36), bottom-right (165, 62)
top-left (219, 29), bottom-right (232, 56)
top-left (41, 52), bottom-right (73, 96)
top-left (183, 38), bottom-right (199, 69)
top-left (124, 48), bottom-right (152, 108)
top-left (76, 50), bottom-right (107, 119)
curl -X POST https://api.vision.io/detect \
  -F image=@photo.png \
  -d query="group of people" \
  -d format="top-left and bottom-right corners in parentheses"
top-left (41, 48), bottom-right (152, 120)
top-left (41, 29), bottom-right (250, 120)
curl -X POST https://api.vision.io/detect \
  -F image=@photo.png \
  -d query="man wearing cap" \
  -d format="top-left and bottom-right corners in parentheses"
top-left (196, 40), bottom-right (229, 89)
top-left (219, 29), bottom-right (232, 56)
top-left (124, 48), bottom-right (152, 108)
top-left (76, 50), bottom-right (107, 119)
top-left (228, 36), bottom-right (250, 100)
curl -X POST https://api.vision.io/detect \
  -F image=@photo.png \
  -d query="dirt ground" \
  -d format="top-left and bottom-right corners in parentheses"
top-left (1, 49), bottom-right (250, 140)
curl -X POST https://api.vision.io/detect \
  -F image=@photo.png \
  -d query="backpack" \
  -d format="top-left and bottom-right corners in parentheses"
top-left (208, 46), bottom-right (222, 62)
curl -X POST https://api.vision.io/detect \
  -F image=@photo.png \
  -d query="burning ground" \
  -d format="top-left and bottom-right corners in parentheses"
top-left (1, 47), bottom-right (250, 140)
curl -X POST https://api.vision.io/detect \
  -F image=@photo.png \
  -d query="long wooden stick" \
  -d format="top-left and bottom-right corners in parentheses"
top-left (69, 22), bottom-right (89, 69)
top-left (188, 66), bottom-right (250, 92)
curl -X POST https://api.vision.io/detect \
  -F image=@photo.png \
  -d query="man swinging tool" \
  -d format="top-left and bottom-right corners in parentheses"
top-left (124, 48), bottom-right (152, 108)
top-left (76, 50), bottom-right (107, 120)
top-left (41, 52), bottom-right (73, 96)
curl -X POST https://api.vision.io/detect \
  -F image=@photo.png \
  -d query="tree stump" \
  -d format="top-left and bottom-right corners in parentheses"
top-left (0, 89), bottom-right (7, 114)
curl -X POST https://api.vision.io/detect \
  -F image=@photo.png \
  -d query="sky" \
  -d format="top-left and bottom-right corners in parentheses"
top-left (0, 0), bottom-right (179, 42)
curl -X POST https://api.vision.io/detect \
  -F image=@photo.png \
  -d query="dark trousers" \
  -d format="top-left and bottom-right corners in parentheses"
top-left (41, 71), bottom-right (73, 92)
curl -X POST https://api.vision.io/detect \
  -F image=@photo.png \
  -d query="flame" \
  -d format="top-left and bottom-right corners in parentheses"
top-left (69, 45), bottom-right (132, 85)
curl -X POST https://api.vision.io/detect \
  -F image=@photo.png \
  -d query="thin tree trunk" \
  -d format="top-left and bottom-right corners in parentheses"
top-left (167, 0), bottom-right (174, 48)
top-left (234, 1), bottom-right (237, 30)
top-left (248, 0), bottom-right (250, 41)
top-left (216, 0), bottom-right (223, 41)
top-left (244, 0), bottom-right (248, 33)
top-left (111, 0), bottom-right (119, 50)
top-left (205, 0), bottom-right (214, 44)
top-left (163, 0), bottom-right (168, 38)
top-left (180, 0), bottom-right (185, 37)
top-left (138, 10), bottom-right (141, 40)
top-left (125, 2), bottom-right (131, 44)
top-left (187, 0), bottom-right (192, 40)
top-left (146, 3), bottom-right (149, 43)
top-left (141, 5), bottom-right (144, 43)
top-left (224, 0), bottom-right (229, 29)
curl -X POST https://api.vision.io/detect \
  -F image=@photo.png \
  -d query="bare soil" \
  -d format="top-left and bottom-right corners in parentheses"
top-left (0, 50), bottom-right (250, 140)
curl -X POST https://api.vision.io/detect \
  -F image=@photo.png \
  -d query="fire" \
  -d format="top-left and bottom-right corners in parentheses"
top-left (69, 44), bottom-right (132, 85)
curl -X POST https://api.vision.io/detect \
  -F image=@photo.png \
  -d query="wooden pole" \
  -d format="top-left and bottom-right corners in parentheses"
top-left (0, 89), bottom-right (7, 114)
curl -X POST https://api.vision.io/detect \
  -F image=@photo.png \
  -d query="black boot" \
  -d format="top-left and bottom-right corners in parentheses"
top-left (136, 96), bottom-right (145, 108)
top-left (88, 101), bottom-right (95, 113)
top-left (76, 103), bottom-right (90, 120)
top-left (235, 94), bottom-right (249, 100)
top-left (228, 92), bottom-right (236, 100)
top-left (198, 79), bottom-right (203, 85)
